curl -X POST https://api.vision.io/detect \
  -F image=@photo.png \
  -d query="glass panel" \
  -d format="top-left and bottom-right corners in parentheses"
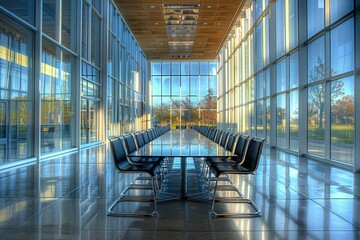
top-left (199, 76), bottom-right (208, 96)
top-left (152, 76), bottom-right (161, 95)
top-left (209, 76), bottom-right (217, 95)
top-left (255, 21), bottom-right (263, 71)
top-left (256, 100), bottom-right (264, 138)
top-left (190, 76), bottom-right (199, 95)
top-left (308, 36), bottom-right (325, 83)
top-left (308, 84), bottom-right (325, 157)
top-left (80, 99), bottom-right (87, 144)
top-left (289, 52), bottom-right (298, 88)
top-left (41, 40), bottom-right (76, 153)
top-left (330, 0), bottom-right (353, 23)
top-left (290, 91), bottom-right (298, 151)
top-left (181, 62), bottom-right (189, 75)
top-left (265, 69), bottom-right (270, 97)
top-left (181, 76), bottom-right (189, 95)
top-left (162, 62), bottom-right (170, 75)
top-left (43, 0), bottom-right (76, 50)
top-left (330, 18), bottom-right (354, 76)
top-left (307, 0), bottom-right (325, 38)
top-left (62, 0), bottom-right (76, 50)
top-left (289, 0), bottom-right (298, 50)
top-left (162, 76), bottom-right (170, 95)
top-left (190, 62), bottom-right (199, 75)
top-left (276, 0), bottom-right (286, 57)
top-left (200, 62), bottom-right (208, 75)
top-left (91, 12), bottom-right (101, 67)
top-left (277, 94), bottom-right (286, 148)
top-left (254, 0), bottom-right (263, 20)
top-left (209, 62), bottom-right (217, 75)
top-left (331, 76), bottom-right (354, 164)
top-left (265, 98), bottom-right (270, 144)
top-left (0, 0), bottom-right (35, 24)
top-left (256, 73), bottom-right (264, 99)
top-left (172, 62), bottom-right (180, 75)
top-left (172, 76), bottom-right (180, 95)
top-left (277, 59), bottom-right (287, 92)
top-left (152, 62), bottom-right (161, 75)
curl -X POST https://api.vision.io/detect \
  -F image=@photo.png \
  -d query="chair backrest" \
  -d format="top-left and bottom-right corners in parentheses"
top-left (233, 135), bottom-right (249, 162)
top-left (214, 130), bottom-right (223, 143)
top-left (109, 138), bottom-right (129, 171)
top-left (220, 131), bottom-right (229, 147)
top-left (123, 134), bottom-right (137, 153)
top-left (241, 137), bottom-right (265, 172)
top-left (142, 130), bottom-right (150, 144)
top-left (225, 133), bottom-right (237, 152)
top-left (134, 132), bottom-right (145, 148)
top-left (146, 129), bottom-right (154, 141)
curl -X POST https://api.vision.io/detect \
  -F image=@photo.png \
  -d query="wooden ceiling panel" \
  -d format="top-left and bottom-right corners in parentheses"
top-left (114, 0), bottom-right (245, 60)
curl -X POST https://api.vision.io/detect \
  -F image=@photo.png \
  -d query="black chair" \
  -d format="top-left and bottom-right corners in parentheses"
top-left (146, 129), bottom-right (154, 141)
top-left (214, 130), bottom-right (223, 144)
top-left (209, 137), bottom-right (265, 217)
top-left (203, 135), bottom-right (249, 180)
top-left (123, 134), bottom-right (138, 153)
top-left (134, 132), bottom-right (145, 148)
top-left (219, 131), bottom-right (229, 148)
top-left (108, 137), bottom-right (163, 216)
top-left (142, 130), bottom-right (150, 144)
top-left (225, 133), bottom-right (237, 152)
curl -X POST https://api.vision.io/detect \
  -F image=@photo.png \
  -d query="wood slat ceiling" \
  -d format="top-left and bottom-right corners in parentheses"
top-left (114, 0), bottom-right (246, 60)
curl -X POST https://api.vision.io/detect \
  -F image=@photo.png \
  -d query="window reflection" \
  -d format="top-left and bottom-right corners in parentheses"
top-left (308, 36), bottom-right (325, 83)
top-left (307, 0), bottom-right (324, 38)
top-left (308, 84), bottom-right (325, 157)
top-left (0, 13), bottom-right (33, 162)
top-left (330, 19), bottom-right (354, 76)
top-left (41, 40), bottom-right (75, 154)
top-left (331, 77), bottom-right (354, 164)
top-left (277, 94), bottom-right (286, 148)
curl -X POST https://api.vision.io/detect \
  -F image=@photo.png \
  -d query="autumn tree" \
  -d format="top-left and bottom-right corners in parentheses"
top-left (200, 88), bottom-right (217, 125)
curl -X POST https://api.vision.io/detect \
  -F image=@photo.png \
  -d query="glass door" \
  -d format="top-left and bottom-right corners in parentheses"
top-left (81, 99), bottom-right (99, 145)
top-left (0, 101), bottom-right (7, 161)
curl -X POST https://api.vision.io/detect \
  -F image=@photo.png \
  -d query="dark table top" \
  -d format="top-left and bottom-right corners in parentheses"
top-left (129, 129), bottom-right (235, 158)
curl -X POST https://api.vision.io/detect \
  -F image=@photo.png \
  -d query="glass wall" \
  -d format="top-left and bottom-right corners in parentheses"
top-left (0, 12), bottom-right (34, 162)
top-left (217, 0), bottom-right (357, 167)
top-left (107, 2), bottom-right (148, 136)
top-left (151, 62), bottom-right (217, 128)
top-left (0, 0), bottom-right (149, 166)
top-left (40, 41), bottom-right (76, 154)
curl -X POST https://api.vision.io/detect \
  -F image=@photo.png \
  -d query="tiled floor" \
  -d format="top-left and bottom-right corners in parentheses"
top-left (0, 144), bottom-right (360, 239)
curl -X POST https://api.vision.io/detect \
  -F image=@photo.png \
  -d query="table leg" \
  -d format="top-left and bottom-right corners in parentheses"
top-left (180, 157), bottom-right (187, 199)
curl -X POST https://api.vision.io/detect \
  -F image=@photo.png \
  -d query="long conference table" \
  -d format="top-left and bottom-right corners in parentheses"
top-left (129, 129), bottom-right (235, 199)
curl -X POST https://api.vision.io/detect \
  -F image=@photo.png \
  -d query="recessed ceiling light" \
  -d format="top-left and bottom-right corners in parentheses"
top-left (150, 5), bottom-right (156, 9)
top-left (154, 22), bottom-right (159, 25)
top-left (203, 22), bottom-right (208, 25)
top-left (207, 5), bottom-right (212, 9)
top-left (217, 22), bottom-right (221, 25)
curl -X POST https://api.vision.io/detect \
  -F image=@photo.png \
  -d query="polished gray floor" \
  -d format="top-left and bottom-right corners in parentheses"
top-left (0, 144), bottom-right (360, 240)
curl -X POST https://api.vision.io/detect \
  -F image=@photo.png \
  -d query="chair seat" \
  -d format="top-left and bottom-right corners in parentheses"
top-left (118, 162), bottom-right (159, 176)
top-left (205, 157), bottom-right (237, 168)
top-left (210, 164), bottom-right (252, 177)
top-left (129, 156), bottom-right (164, 166)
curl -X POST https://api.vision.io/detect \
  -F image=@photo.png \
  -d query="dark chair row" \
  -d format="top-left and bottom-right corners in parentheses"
top-left (107, 125), bottom-right (171, 217)
top-left (192, 126), bottom-right (265, 217)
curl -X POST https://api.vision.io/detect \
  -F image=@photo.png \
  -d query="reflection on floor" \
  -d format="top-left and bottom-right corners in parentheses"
top-left (0, 144), bottom-right (360, 239)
